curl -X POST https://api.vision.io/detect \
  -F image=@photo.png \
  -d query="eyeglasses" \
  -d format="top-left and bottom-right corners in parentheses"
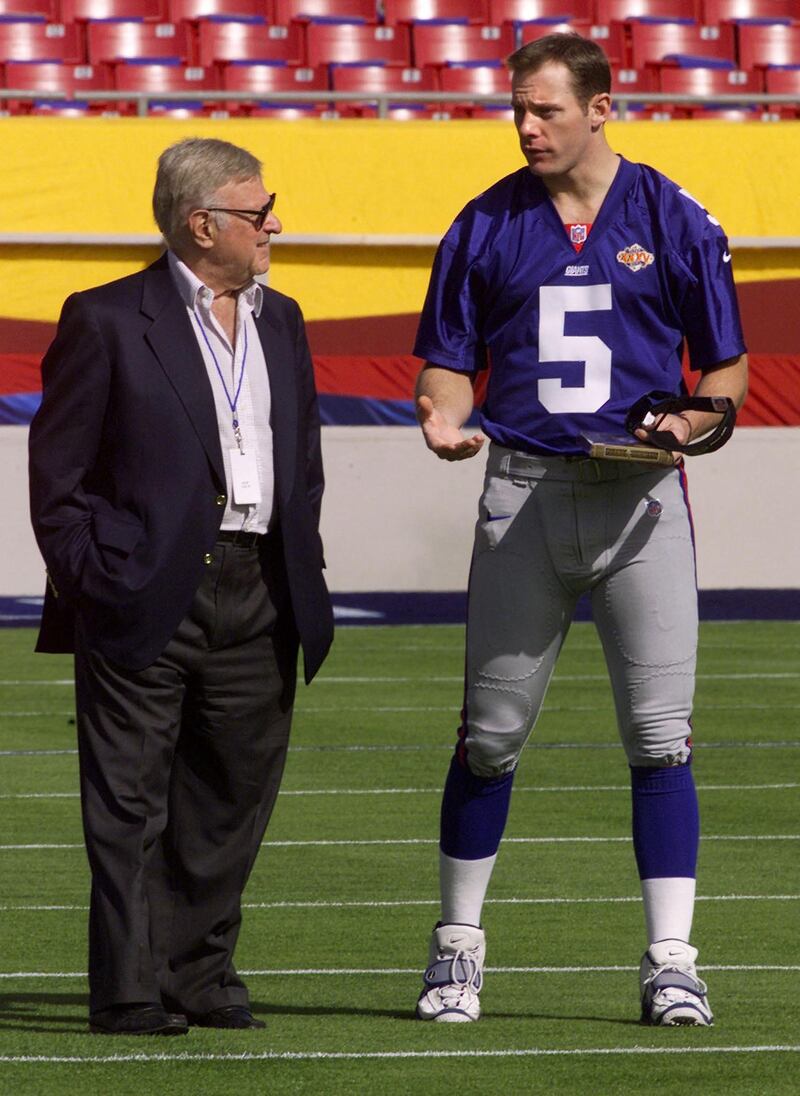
top-left (205, 193), bottom-right (277, 231)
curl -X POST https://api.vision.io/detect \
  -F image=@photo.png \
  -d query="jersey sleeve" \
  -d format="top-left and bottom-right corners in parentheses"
top-left (413, 225), bottom-right (489, 374)
top-left (673, 224), bottom-right (747, 372)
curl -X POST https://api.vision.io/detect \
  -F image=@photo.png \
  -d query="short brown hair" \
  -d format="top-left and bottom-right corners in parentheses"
top-left (507, 32), bottom-right (611, 108)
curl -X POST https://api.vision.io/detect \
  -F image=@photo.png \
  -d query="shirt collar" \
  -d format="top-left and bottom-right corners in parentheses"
top-left (167, 249), bottom-right (263, 317)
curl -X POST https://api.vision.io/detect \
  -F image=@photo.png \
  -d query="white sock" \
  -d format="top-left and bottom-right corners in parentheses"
top-left (641, 876), bottom-right (696, 946)
top-left (439, 850), bottom-right (497, 926)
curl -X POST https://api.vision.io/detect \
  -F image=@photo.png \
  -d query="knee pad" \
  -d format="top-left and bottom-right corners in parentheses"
top-left (462, 683), bottom-right (531, 778)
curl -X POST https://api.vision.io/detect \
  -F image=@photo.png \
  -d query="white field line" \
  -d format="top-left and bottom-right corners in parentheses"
top-left (1, 671), bottom-right (799, 686)
top-left (5, 703), bottom-right (800, 717)
top-left (2, 965), bottom-right (799, 981)
top-left (1, 1046), bottom-right (799, 1064)
top-left (0, 834), bottom-right (798, 852)
top-left (4, 741), bottom-right (800, 760)
top-left (2, 894), bottom-right (797, 913)
top-left (2, 834), bottom-right (799, 851)
top-left (2, 781), bottom-right (797, 801)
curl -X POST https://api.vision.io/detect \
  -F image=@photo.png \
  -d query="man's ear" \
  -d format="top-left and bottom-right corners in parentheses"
top-left (589, 92), bottom-right (612, 130)
top-left (187, 209), bottom-right (215, 250)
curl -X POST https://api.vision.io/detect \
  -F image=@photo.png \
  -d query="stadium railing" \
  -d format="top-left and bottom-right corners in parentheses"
top-left (0, 86), bottom-right (798, 115)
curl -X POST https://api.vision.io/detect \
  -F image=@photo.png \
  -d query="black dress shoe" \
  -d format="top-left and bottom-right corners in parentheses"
top-left (187, 1005), bottom-right (265, 1029)
top-left (89, 1004), bottom-right (189, 1036)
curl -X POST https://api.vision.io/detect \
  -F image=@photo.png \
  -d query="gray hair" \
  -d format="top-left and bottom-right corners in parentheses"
top-left (152, 137), bottom-right (263, 247)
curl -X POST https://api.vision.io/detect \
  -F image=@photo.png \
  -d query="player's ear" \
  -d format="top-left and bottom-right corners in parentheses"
top-left (589, 92), bottom-right (612, 129)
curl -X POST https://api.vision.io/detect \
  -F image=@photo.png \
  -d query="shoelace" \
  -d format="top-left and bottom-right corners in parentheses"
top-left (644, 960), bottom-right (707, 996)
top-left (440, 947), bottom-right (482, 997)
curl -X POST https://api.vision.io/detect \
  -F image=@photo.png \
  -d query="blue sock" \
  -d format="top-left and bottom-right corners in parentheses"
top-left (630, 762), bottom-right (699, 879)
top-left (440, 754), bottom-right (515, 861)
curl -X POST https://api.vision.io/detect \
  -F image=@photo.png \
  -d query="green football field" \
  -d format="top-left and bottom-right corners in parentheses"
top-left (1, 621), bottom-right (798, 1095)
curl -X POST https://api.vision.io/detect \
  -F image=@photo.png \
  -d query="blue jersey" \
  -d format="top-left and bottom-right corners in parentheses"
top-left (414, 157), bottom-right (746, 456)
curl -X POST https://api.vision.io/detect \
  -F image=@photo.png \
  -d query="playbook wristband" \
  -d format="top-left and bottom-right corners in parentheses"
top-left (625, 392), bottom-right (737, 456)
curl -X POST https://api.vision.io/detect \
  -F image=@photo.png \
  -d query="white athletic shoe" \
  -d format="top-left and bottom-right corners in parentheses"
top-left (640, 938), bottom-right (714, 1026)
top-left (416, 923), bottom-right (485, 1022)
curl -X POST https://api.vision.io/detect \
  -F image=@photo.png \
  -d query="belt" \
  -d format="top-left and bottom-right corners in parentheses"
top-left (216, 529), bottom-right (265, 548)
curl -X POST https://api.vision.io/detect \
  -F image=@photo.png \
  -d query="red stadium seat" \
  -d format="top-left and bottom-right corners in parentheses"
top-left (737, 24), bottom-right (800, 70)
top-left (517, 20), bottom-right (626, 64)
top-left (765, 64), bottom-right (800, 91)
top-left (113, 58), bottom-right (217, 88)
top-left (0, 0), bottom-right (58, 19)
top-left (3, 57), bottom-right (111, 88)
top-left (469, 104), bottom-right (514, 116)
top-left (383, 0), bottom-right (489, 24)
top-left (330, 60), bottom-right (436, 88)
top-left (0, 21), bottom-right (82, 62)
top-left (412, 23), bottom-right (515, 67)
top-left (340, 101), bottom-right (453, 115)
top-left (438, 63), bottom-right (511, 115)
top-left (248, 102), bottom-right (336, 114)
top-left (273, 0), bottom-right (375, 22)
top-left (222, 59), bottom-right (328, 108)
top-left (2, 58), bottom-right (111, 111)
top-left (167, 0), bottom-right (271, 23)
top-left (659, 61), bottom-right (761, 91)
top-left (60, 0), bottom-right (165, 20)
top-left (224, 59), bottom-right (327, 88)
top-left (147, 104), bottom-right (225, 113)
top-left (86, 20), bottom-right (189, 62)
top-left (628, 21), bottom-right (735, 68)
top-left (764, 64), bottom-right (800, 115)
top-left (488, 0), bottom-right (593, 24)
top-left (611, 62), bottom-right (657, 90)
top-left (30, 100), bottom-right (97, 112)
top-left (331, 64), bottom-right (438, 113)
top-left (197, 20), bottom-right (302, 65)
top-left (690, 104), bottom-right (779, 117)
top-left (594, 0), bottom-right (699, 23)
top-left (439, 62), bottom-right (511, 92)
top-left (306, 22), bottom-right (411, 65)
top-left (701, 0), bottom-right (797, 23)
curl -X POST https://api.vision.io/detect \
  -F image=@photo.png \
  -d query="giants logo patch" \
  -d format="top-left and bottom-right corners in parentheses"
top-left (616, 243), bottom-right (654, 272)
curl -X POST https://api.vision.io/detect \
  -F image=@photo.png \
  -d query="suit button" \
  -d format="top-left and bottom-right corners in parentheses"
top-left (203, 553), bottom-right (214, 565)
top-left (215, 494), bottom-right (226, 506)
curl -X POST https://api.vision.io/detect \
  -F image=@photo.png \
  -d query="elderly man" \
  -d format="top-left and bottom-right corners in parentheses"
top-left (29, 137), bottom-right (333, 1035)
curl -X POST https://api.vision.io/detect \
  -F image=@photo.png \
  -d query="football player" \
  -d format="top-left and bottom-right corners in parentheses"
top-left (413, 32), bottom-right (748, 1025)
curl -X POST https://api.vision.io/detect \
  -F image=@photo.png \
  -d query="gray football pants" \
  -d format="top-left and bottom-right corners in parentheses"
top-left (462, 443), bottom-right (698, 776)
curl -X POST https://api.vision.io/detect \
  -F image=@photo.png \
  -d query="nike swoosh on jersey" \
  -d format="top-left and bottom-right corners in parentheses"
top-left (723, 252), bottom-right (732, 262)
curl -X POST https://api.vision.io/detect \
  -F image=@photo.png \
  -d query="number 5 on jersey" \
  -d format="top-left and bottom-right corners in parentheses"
top-left (538, 283), bottom-right (612, 413)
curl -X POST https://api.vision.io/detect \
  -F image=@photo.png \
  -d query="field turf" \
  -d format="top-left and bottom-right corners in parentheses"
top-left (0, 621), bottom-right (798, 1095)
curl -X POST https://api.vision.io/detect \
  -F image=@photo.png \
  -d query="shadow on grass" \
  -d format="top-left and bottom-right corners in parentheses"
top-left (0, 992), bottom-right (644, 1031)
top-left (0, 991), bottom-right (88, 1033)
top-left (250, 1000), bottom-right (644, 1026)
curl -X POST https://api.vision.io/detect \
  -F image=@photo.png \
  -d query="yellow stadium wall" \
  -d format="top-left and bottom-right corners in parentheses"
top-left (2, 117), bottom-right (800, 326)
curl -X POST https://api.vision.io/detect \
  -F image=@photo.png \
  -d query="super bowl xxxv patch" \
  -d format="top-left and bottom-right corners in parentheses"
top-left (616, 243), bottom-right (654, 272)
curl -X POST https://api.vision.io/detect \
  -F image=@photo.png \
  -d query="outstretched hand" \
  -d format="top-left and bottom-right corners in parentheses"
top-left (416, 395), bottom-right (485, 461)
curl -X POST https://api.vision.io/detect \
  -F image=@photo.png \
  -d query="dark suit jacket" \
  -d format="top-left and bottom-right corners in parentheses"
top-left (29, 253), bottom-right (333, 683)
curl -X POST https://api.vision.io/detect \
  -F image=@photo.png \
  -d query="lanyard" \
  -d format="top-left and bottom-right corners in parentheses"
top-left (193, 307), bottom-right (249, 453)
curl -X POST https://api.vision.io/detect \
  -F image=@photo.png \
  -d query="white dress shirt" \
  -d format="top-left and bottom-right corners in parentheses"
top-left (168, 250), bottom-right (274, 534)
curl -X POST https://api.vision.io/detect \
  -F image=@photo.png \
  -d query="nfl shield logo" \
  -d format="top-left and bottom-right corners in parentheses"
top-left (570, 223), bottom-right (587, 245)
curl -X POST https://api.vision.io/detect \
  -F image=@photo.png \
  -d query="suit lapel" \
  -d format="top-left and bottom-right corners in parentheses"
top-left (255, 295), bottom-right (297, 505)
top-left (141, 257), bottom-right (226, 489)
